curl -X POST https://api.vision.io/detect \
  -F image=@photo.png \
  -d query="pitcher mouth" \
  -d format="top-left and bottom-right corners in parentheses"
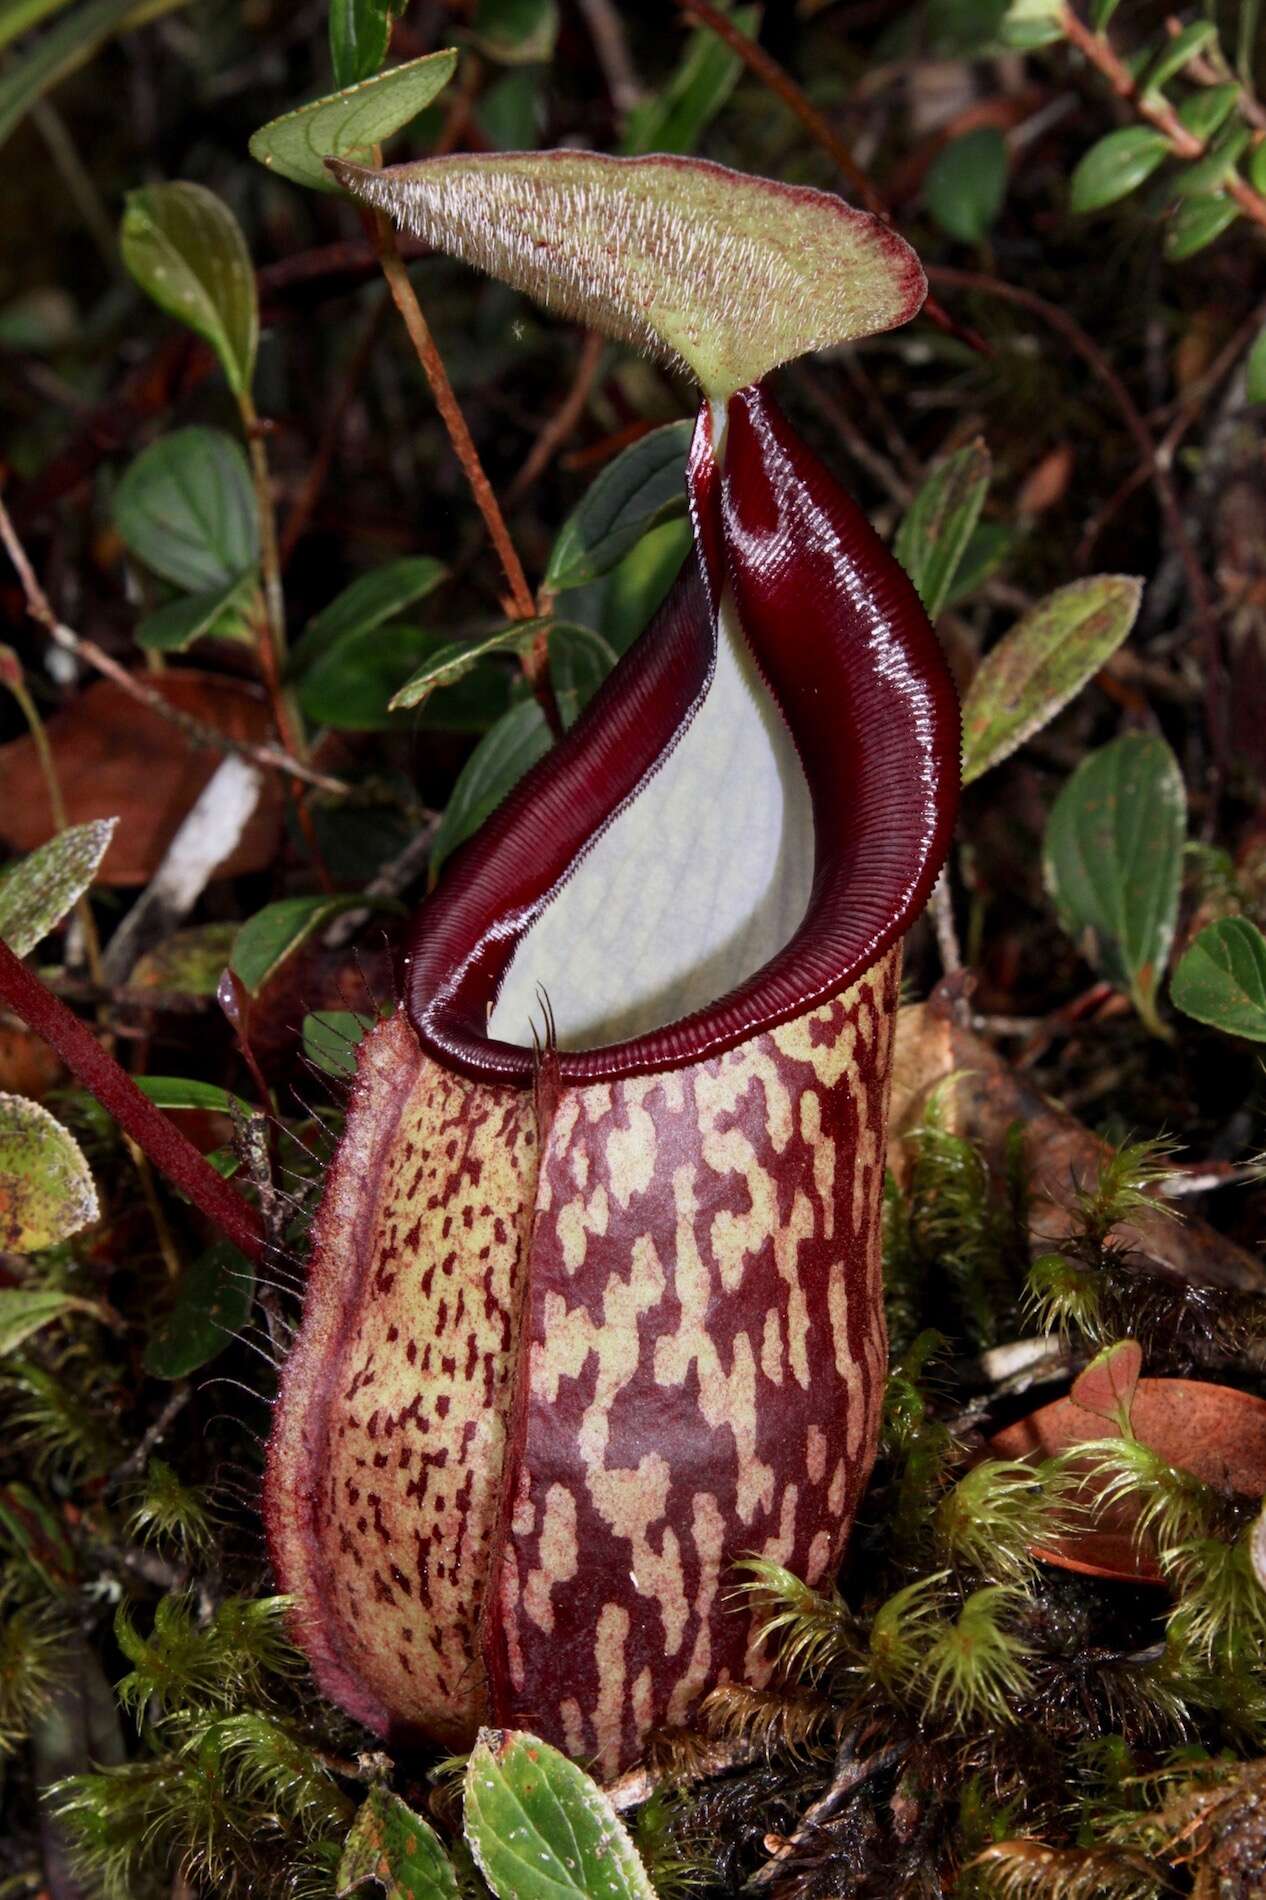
top-left (402, 383), bottom-right (960, 1088)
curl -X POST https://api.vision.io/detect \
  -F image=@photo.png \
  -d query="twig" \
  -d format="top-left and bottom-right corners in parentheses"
top-left (929, 869), bottom-right (963, 976)
top-left (109, 1385), bottom-right (190, 1489)
top-left (509, 331), bottom-right (605, 505)
top-left (1058, 4), bottom-right (1266, 237)
top-left (369, 207), bottom-right (537, 622)
top-left (0, 494), bottom-right (352, 797)
top-left (676, 0), bottom-right (990, 357)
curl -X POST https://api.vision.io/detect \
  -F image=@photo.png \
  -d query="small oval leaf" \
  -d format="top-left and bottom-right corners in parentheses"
top-left (331, 150), bottom-right (927, 398)
top-left (544, 420), bottom-right (692, 592)
top-left (143, 1240), bottom-right (255, 1379)
top-left (114, 429), bottom-right (258, 595)
top-left (1165, 192), bottom-right (1241, 260)
top-left (1069, 126), bottom-right (1170, 213)
top-left (0, 819), bottom-right (116, 957)
top-left (339, 1785), bottom-right (459, 1900)
top-left (121, 182), bottom-right (258, 397)
top-left (0, 1094), bottom-right (98, 1254)
top-left (925, 127), bottom-right (1008, 243)
top-left (1043, 732), bottom-right (1185, 1033)
top-left (249, 50), bottom-right (458, 194)
top-left (1171, 916), bottom-right (1266, 1041)
top-left (464, 1730), bottom-right (656, 1900)
top-left (961, 575), bottom-right (1143, 784)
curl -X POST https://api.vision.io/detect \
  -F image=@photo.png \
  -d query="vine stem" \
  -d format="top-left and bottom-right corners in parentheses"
top-left (0, 935), bottom-right (265, 1264)
top-left (1058, 4), bottom-right (1266, 236)
top-left (369, 207), bottom-right (537, 623)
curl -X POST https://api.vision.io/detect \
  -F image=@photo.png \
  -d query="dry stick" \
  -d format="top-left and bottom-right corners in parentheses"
top-left (677, 0), bottom-right (990, 358)
top-left (1058, 4), bottom-right (1266, 237)
top-left (0, 495), bottom-right (351, 798)
top-left (927, 264), bottom-right (1227, 785)
top-left (0, 935), bottom-right (265, 1264)
top-left (369, 208), bottom-right (537, 623)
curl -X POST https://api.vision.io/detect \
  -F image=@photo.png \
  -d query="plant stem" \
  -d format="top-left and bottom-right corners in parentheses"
top-left (0, 935), bottom-right (266, 1264)
top-left (236, 390), bottom-right (308, 773)
top-left (368, 207), bottom-right (537, 622)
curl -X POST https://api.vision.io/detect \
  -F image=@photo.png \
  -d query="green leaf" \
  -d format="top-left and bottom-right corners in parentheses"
top-left (961, 575), bottom-right (1143, 784)
top-left (942, 519), bottom-right (1013, 609)
top-left (1250, 134), bottom-right (1266, 195)
top-left (120, 182), bottom-right (257, 398)
top-left (0, 1289), bottom-right (103, 1358)
top-left (1091, 0), bottom-right (1122, 24)
top-left (477, 68), bottom-right (542, 149)
top-left (1176, 84), bottom-right (1240, 143)
top-left (1174, 121), bottom-right (1253, 196)
top-left (390, 621), bottom-right (539, 710)
top-left (288, 557), bottom-right (448, 677)
top-left (464, 1730), bottom-right (656, 1900)
top-left (550, 625), bottom-right (616, 728)
top-left (0, 819), bottom-right (115, 957)
top-left (330, 0), bottom-right (399, 88)
top-left (303, 1011), bottom-right (369, 1080)
top-left (1043, 732), bottom-right (1186, 1032)
top-left (1141, 21), bottom-right (1218, 97)
top-left (925, 129), bottom-right (1008, 243)
top-left (143, 1241), bottom-right (255, 1379)
top-left (467, 0), bottom-right (558, 65)
top-left (135, 574), bottom-right (258, 653)
top-left (340, 1786), bottom-right (460, 1900)
top-left (1164, 192), bottom-right (1241, 259)
top-left (621, 5), bottom-right (759, 157)
top-left (559, 516), bottom-right (692, 656)
top-left (999, 0), bottom-right (1064, 50)
top-left (0, 0), bottom-right (143, 155)
top-left (0, 1095), bottom-right (98, 1254)
top-left (114, 428), bottom-right (258, 594)
top-left (1247, 319), bottom-right (1266, 405)
top-left (332, 149), bottom-right (928, 400)
top-left (893, 438), bottom-right (990, 621)
top-left (248, 50), bottom-right (458, 194)
top-left (1171, 917), bottom-right (1266, 1041)
top-left (544, 421), bottom-right (693, 592)
top-left (130, 922), bottom-right (239, 998)
top-left (430, 702), bottom-right (552, 875)
top-left (231, 894), bottom-right (399, 994)
top-left (1069, 126), bottom-right (1170, 213)
top-left (132, 1076), bottom-right (251, 1115)
top-left (299, 621), bottom-right (508, 730)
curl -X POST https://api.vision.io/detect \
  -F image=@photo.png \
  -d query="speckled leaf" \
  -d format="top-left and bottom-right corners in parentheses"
top-left (249, 50), bottom-right (458, 194)
top-left (330, 149), bottom-right (927, 399)
top-left (0, 819), bottom-right (115, 957)
top-left (544, 421), bottom-right (692, 592)
top-left (464, 1730), bottom-right (656, 1900)
top-left (0, 1094), bottom-right (98, 1254)
top-left (961, 575), bottom-right (1142, 784)
top-left (893, 439), bottom-right (990, 621)
top-left (1171, 916), bottom-right (1266, 1041)
top-left (339, 1786), bottom-right (459, 1900)
top-left (1044, 732), bottom-right (1185, 1033)
top-left (143, 1241), bottom-right (254, 1378)
top-left (121, 182), bottom-right (258, 397)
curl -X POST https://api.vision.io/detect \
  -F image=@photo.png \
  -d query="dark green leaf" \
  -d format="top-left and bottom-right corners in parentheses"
top-left (232, 894), bottom-right (399, 994)
top-left (303, 1011), bottom-right (369, 1080)
top-left (1247, 318), bottom-right (1266, 405)
top-left (893, 439), bottom-right (990, 621)
top-left (113, 429), bottom-right (258, 594)
top-left (560, 516), bottom-right (692, 656)
top-left (340, 1785), bottom-right (459, 1900)
top-left (330, 0), bottom-right (399, 88)
top-left (0, 819), bottom-right (115, 957)
top-left (1176, 84), bottom-right (1240, 143)
top-left (961, 575), bottom-right (1142, 784)
top-left (1043, 732), bottom-right (1186, 1032)
top-left (1250, 134), bottom-right (1266, 194)
top-left (1171, 916), bottom-right (1266, 1040)
top-left (1164, 192), bottom-right (1241, 259)
top-left (0, 1095), bottom-right (98, 1254)
top-left (1141, 21), bottom-right (1217, 96)
top-left (925, 129), bottom-right (1008, 243)
top-left (135, 574), bottom-right (258, 653)
top-left (545, 422), bottom-right (692, 592)
top-left (300, 621), bottom-right (509, 729)
top-left (464, 1731), bottom-right (656, 1900)
top-left (248, 50), bottom-right (458, 194)
top-left (942, 519), bottom-right (1013, 608)
top-left (288, 557), bottom-right (447, 677)
top-left (1069, 127), bottom-right (1170, 213)
top-left (1091, 0), bottom-right (1122, 24)
top-left (925, 0), bottom-right (1007, 53)
top-left (132, 1076), bottom-right (251, 1115)
top-left (467, 0), bottom-right (557, 65)
top-left (1173, 121), bottom-right (1252, 197)
top-left (429, 702), bottom-right (552, 875)
top-left (389, 621), bottom-right (539, 711)
top-left (121, 182), bottom-right (257, 397)
top-left (476, 68), bottom-right (542, 149)
top-left (621, 5), bottom-right (759, 156)
top-left (143, 1241), bottom-right (255, 1379)
top-left (550, 625), bottom-right (617, 728)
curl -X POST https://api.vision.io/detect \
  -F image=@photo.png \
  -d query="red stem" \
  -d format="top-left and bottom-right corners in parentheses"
top-left (0, 939), bottom-right (266, 1265)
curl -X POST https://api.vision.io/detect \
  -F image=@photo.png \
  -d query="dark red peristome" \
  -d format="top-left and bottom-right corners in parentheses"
top-left (404, 379), bottom-right (959, 1083)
